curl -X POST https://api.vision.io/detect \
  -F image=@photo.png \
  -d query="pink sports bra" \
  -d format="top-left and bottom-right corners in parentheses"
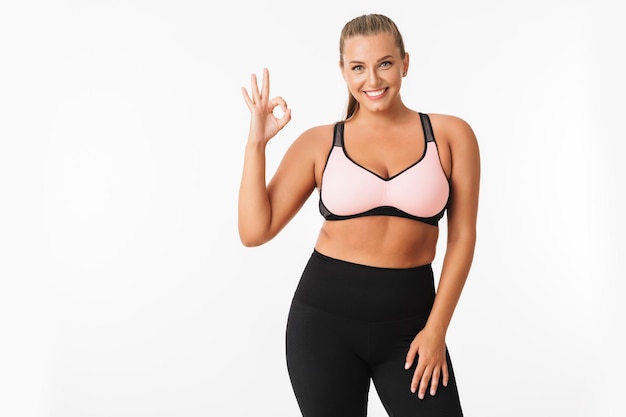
top-left (319, 113), bottom-right (450, 226)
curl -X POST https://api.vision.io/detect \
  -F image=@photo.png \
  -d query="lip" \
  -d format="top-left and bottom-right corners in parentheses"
top-left (362, 87), bottom-right (388, 100)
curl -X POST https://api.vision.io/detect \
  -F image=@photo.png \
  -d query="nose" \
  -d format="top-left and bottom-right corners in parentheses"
top-left (367, 68), bottom-right (381, 87)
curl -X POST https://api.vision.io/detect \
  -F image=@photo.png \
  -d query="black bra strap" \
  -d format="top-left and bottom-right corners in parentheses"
top-left (333, 121), bottom-right (344, 146)
top-left (337, 116), bottom-right (434, 145)
top-left (419, 113), bottom-right (436, 143)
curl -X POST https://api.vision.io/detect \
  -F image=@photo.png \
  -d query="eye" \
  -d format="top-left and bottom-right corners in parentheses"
top-left (380, 61), bottom-right (392, 68)
top-left (351, 65), bottom-right (364, 71)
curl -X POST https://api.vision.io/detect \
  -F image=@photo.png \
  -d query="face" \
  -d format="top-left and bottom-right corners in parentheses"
top-left (340, 33), bottom-right (409, 114)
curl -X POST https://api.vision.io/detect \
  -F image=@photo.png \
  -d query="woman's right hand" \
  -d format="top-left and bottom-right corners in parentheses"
top-left (241, 68), bottom-right (291, 145)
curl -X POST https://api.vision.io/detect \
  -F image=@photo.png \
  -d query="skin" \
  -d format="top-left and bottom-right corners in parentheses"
top-left (239, 33), bottom-right (480, 400)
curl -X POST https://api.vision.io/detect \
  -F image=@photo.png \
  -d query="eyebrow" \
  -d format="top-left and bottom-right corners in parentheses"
top-left (348, 55), bottom-right (395, 65)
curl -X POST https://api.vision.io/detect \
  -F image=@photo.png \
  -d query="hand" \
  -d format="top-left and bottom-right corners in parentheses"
top-left (241, 68), bottom-right (291, 145)
top-left (404, 326), bottom-right (449, 399)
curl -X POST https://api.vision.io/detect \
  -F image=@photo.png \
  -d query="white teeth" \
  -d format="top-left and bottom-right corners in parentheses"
top-left (365, 88), bottom-right (386, 97)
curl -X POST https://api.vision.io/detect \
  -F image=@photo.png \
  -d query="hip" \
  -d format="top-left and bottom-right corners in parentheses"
top-left (292, 250), bottom-right (436, 322)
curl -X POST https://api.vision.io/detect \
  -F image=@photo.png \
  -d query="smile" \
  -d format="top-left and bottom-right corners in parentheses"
top-left (364, 88), bottom-right (388, 98)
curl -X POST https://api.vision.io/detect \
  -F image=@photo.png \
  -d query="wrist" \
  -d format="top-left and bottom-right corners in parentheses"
top-left (245, 139), bottom-right (267, 152)
top-left (423, 319), bottom-right (448, 338)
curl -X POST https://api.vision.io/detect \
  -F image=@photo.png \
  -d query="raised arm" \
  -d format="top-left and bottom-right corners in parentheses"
top-left (238, 68), bottom-right (317, 246)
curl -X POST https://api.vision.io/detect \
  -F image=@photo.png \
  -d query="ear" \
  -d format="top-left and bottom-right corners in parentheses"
top-left (339, 61), bottom-right (347, 81)
top-left (403, 52), bottom-right (410, 76)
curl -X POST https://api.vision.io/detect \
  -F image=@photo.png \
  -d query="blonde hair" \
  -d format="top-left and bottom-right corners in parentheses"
top-left (339, 14), bottom-right (406, 120)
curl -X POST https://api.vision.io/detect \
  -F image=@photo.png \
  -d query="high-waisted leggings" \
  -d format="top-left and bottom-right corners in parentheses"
top-left (286, 250), bottom-right (463, 417)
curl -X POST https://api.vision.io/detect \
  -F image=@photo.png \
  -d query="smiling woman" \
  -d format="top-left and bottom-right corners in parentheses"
top-left (238, 13), bottom-right (480, 417)
top-left (339, 15), bottom-right (408, 119)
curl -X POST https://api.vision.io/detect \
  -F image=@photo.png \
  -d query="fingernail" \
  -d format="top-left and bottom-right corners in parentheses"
top-left (418, 392), bottom-right (424, 400)
top-left (404, 362), bottom-right (410, 369)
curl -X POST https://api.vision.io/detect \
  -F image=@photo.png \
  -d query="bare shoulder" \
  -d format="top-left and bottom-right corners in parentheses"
top-left (297, 123), bottom-right (336, 146)
top-left (288, 123), bottom-right (337, 186)
top-left (426, 113), bottom-right (480, 181)
top-left (288, 123), bottom-right (336, 158)
top-left (428, 113), bottom-right (477, 147)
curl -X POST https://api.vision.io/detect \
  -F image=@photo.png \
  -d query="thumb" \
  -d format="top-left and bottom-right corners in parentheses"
top-left (276, 108), bottom-right (292, 131)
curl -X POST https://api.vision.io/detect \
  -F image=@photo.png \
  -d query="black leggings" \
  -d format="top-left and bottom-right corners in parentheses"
top-left (286, 250), bottom-right (463, 417)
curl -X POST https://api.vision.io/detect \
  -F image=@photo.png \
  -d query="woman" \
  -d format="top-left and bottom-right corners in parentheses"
top-left (238, 13), bottom-right (480, 417)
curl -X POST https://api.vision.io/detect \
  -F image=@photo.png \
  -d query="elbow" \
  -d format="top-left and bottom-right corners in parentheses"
top-left (238, 216), bottom-right (279, 247)
top-left (239, 236), bottom-right (263, 247)
top-left (238, 229), bottom-right (271, 247)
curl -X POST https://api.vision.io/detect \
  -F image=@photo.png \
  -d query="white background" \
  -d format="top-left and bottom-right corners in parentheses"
top-left (1, 0), bottom-right (624, 416)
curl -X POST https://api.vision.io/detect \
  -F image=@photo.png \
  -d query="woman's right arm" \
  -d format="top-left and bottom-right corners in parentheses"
top-left (238, 68), bottom-right (317, 246)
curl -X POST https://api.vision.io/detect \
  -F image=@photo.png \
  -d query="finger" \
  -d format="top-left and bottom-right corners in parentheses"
top-left (269, 97), bottom-right (290, 124)
top-left (430, 367), bottom-right (440, 396)
top-left (261, 68), bottom-right (270, 101)
top-left (276, 108), bottom-right (292, 130)
top-left (250, 73), bottom-right (260, 103)
top-left (405, 345), bottom-right (418, 370)
top-left (241, 87), bottom-right (254, 109)
top-left (270, 96), bottom-right (288, 111)
top-left (442, 360), bottom-right (449, 387)
top-left (418, 366), bottom-right (432, 400)
top-left (410, 362), bottom-right (424, 394)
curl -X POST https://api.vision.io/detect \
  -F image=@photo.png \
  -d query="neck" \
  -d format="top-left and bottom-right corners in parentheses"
top-left (350, 101), bottom-right (413, 127)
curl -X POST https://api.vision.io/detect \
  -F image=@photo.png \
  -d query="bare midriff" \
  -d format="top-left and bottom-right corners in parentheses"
top-left (314, 216), bottom-right (439, 268)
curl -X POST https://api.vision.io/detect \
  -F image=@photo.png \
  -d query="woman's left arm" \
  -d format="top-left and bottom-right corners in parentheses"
top-left (405, 115), bottom-right (481, 399)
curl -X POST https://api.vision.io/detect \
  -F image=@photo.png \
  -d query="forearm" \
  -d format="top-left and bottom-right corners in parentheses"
top-left (425, 233), bottom-right (476, 335)
top-left (238, 141), bottom-right (272, 246)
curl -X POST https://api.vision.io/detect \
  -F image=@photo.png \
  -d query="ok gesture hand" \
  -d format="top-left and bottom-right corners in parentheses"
top-left (242, 68), bottom-right (291, 145)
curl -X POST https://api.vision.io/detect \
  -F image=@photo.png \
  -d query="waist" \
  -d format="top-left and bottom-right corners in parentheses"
top-left (315, 216), bottom-right (438, 268)
top-left (292, 250), bottom-right (436, 322)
